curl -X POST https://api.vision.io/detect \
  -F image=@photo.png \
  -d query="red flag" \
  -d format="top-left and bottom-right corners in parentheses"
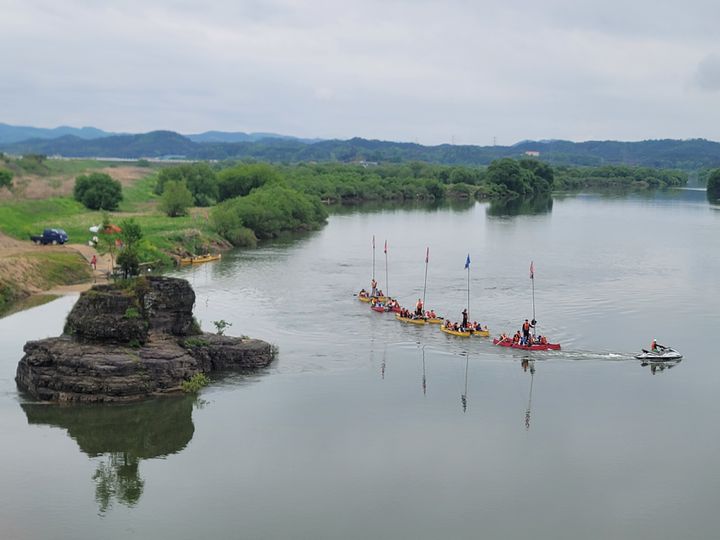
top-left (384, 240), bottom-right (387, 254)
top-left (425, 247), bottom-right (429, 263)
top-left (530, 261), bottom-right (534, 279)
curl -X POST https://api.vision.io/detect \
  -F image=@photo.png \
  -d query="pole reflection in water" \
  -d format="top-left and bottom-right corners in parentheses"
top-left (421, 345), bottom-right (427, 396)
top-left (522, 357), bottom-right (535, 430)
top-left (461, 352), bottom-right (469, 413)
top-left (21, 395), bottom-right (197, 514)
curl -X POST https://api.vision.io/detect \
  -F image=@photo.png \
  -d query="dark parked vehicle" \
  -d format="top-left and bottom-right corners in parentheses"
top-left (30, 228), bottom-right (69, 245)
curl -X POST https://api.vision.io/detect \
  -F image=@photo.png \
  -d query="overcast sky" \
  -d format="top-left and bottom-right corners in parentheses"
top-left (2, 0), bottom-right (720, 145)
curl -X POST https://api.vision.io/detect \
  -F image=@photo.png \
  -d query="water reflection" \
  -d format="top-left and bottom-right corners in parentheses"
top-left (521, 358), bottom-right (535, 430)
top-left (486, 193), bottom-right (553, 216)
top-left (461, 353), bottom-right (469, 413)
top-left (327, 198), bottom-right (475, 216)
top-left (640, 358), bottom-right (682, 375)
top-left (22, 395), bottom-right (196, 513)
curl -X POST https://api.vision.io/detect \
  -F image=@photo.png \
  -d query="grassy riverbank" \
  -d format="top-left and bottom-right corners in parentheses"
top-left (0, 251), bottom-right (91, 315)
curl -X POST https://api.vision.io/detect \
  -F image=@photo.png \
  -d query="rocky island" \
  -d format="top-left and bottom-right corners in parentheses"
top-left (15, 276), bottom-right (274, 402)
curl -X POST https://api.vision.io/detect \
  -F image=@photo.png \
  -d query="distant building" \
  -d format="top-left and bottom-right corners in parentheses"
top-left (524, 151), bottom-right (540, 157)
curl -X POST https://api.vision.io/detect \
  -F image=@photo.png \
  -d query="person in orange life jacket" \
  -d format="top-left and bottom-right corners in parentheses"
top-left (415, 298), bottom-right (424, 316)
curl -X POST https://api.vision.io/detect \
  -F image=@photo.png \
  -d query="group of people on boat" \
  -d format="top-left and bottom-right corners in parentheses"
top-left (397, 307), bottom-right (438, 320)
top-left (443, 319), bottom-right (486, 333)
top-left (496, 318), bottom-right (548, 346)
top-left (443, 309), bottom-right (487, 333)
top-left (359, 286), bottom-right (385, 300)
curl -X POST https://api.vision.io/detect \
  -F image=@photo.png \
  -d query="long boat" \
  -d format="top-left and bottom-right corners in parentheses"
top-left (441, 326), bottom-right (472, 337)
top-left (396, 314), bottom-right (427, 325)
top-left (493, 338), bottom-right (560, 351)
top-left (440, 254), bottom-right (490, 338)
top-left (179, 254), bottom-right (222, 265)
top-left (492, 262), bottom-right (560, 351)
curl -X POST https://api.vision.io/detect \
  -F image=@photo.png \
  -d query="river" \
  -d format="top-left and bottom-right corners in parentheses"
top-left (1, 189), bottom-right (719, 539)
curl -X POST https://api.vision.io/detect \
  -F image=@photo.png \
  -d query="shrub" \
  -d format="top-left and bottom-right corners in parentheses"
top-left (213, 319), bottom-right (232, 335)
top-left (181, 373), bottom-right (210, 393)
top-left (73, 173), bottom-right (123, 210)
top-left (160, 180), bottom-right (194, 217)
top-left (217, 163), bottom-right (281, 201)
top-left (155, 163), bottom-right (218, 206)
top-left (0, 169), bottom-right (12, 189)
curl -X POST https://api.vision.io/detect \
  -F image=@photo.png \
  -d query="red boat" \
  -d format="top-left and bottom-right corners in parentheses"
top-left (493, 338), bottom-right (561, 351)
top-left (371, 305), bottom-right (386, 313)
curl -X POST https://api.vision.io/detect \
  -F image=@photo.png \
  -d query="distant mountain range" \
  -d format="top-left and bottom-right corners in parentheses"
top-left (1, 123), bottom-right (719, 169)
top-left (0, 122), bottom-right (315, 145)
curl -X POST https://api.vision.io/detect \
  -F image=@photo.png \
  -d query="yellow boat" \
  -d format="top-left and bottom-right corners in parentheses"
top-left (473, 328), bottom-right (490, 337)
top-left (440, 326), bottom-right (472, 337)
top-left (396, 314), bottom-right (427, 325)
top-left (426, 317), bottom-right (444, 324)
top-left (179, 254), bottom-right (222, 265)
top-left (359, 294), bottom-right (387, 303)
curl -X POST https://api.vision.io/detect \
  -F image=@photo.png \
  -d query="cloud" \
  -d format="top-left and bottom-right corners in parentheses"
top-left (694, 54), bottom-right (720, 92)
top-left (1, 0), bottom-right (720, 143)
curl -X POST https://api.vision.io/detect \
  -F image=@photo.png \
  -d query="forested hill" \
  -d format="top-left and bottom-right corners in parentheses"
top-left (2, 130), bottom-right (720, 169)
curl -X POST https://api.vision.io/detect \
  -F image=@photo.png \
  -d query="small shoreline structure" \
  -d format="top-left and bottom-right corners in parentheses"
top-left (15, 276), bottom-right (275, 402)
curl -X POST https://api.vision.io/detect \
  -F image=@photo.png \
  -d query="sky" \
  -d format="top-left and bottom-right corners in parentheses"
top-left (2, 0), bottom-right (720, 145)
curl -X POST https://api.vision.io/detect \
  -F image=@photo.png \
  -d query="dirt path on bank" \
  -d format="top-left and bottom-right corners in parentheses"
top-left (0, 231), bottom-right (111, 296)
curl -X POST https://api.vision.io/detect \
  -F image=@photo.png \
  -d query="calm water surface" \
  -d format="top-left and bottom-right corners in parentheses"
top-left (1, 190), bottom-right (719, 539)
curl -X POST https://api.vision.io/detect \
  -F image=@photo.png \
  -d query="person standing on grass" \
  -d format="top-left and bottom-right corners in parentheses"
top-left (90, 255), bottom-right (97, 270)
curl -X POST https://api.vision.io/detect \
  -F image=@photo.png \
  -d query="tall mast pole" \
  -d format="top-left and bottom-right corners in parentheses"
top-left (422, 247), bottom-right (429, 309)
top-left (530, 261), bottom-right (536, 332)
top-left (372, 235), bottom-right (376, 282)
top-left (384, 240), bottom-right (389, 298)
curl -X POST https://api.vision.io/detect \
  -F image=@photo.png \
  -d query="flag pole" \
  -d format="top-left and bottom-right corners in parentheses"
top-left (422, 247), bottom-right (429, 310)
top-left (464, 254), bottom-right (471, 321)
top-left (530, 261), bottom-right (536, 332)
top-left (372, 235), bottom-right (376, 282)
top-left (384, 240), bottom-right (389, 298)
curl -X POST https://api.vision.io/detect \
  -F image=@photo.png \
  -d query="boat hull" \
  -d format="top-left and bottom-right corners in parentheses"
top-left (179, 254), bottom-right (222, 265)
top-left (359, 294), bottom-right (387, 303)
top-left (396, 314), bottom-right (427, 325)
top-left (634, 350), bottom-right (682, 360)
top-left (441, 326), bottom-right (472, 337)
top-left (425, 317), bottom-right (444, 324)
top-left (493, 338), bottom-right (561, 351)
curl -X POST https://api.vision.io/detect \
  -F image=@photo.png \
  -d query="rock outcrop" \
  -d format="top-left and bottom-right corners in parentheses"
top-left (16, 276), bottom-right (274, 402)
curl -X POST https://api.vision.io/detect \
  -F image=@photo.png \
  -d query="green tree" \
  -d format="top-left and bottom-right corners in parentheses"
top-left (74, 173), bottom-right (123, 210)
top-left (486, 158), bottom-right (530, 195)
top-left (0, 169), bottom-right (12, 189)
top-left (117, 218), bottom-right (144, 278)
top-left (155, 163), bottom-right (218, 206)
top-left (217, 163), bottom-right (281, 201)
top-left (708, 169), bottom-right (720, 202)
top-left (160, 180), bottom-right (194, 217)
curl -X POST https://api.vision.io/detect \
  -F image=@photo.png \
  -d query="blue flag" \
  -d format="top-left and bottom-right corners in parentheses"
top-left (464, 254), bottom-right (470, 269)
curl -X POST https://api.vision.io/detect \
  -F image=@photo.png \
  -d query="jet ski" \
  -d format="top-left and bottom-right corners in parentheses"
top-left (634, 346), bottom-right (683, 360)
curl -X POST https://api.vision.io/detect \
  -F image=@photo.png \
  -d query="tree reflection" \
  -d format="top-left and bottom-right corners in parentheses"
top-left (487, 194), bottom-right (553, 217)
top-left (22, 395), bottom-right (196, 514)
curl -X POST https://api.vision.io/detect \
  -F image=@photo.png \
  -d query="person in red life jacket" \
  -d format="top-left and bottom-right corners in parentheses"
top-left (415, 298), bottom-right (424, 316)
top-left (522, 319), bottom-right (535, 344)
